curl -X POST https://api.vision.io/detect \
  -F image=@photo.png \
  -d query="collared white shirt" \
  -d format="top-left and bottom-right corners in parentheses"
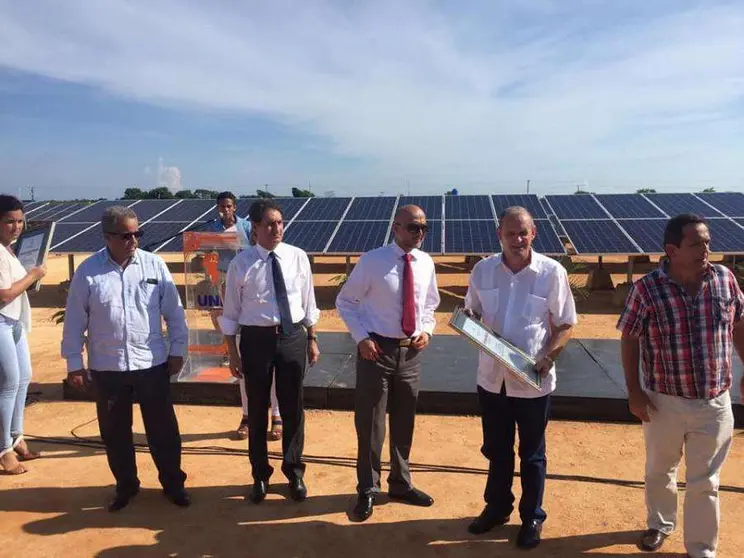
top-left (335, 242), bottom-right (440, 344)
top-left (61, 248), bottom-right (188, 373)
top-left (464, 251), bottom-right (577, 398)
top-left (0, 243), bottom-right (32, 332)
top-left (219, 241), bottom-right (319, 334)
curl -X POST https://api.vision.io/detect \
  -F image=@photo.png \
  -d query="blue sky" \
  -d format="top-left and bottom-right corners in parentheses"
top-left (1, 0), bottom-right (742, 200)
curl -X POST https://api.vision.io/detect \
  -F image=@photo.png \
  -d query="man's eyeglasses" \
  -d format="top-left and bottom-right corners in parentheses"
top-left (399, 223), bottom-right (428, 234)
top-left (106, 230), bottom-right (143, 241)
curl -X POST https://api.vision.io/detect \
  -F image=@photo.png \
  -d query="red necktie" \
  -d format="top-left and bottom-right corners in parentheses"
top-left (401, 253), bottom-right (416, 337)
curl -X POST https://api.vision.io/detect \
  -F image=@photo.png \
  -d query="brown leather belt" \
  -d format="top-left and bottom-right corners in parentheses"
top-left (370, 332), bottom-right (412, 347)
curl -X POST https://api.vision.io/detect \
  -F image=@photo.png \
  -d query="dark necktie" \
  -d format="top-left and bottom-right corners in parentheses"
top-left (269, 252), bottom-right (293, 333)
top-left (401, 253), bottom-right (416, 337)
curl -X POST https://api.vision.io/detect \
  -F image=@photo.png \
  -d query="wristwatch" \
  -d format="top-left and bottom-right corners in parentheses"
top-left (308, 335), bottom-right (318, 341)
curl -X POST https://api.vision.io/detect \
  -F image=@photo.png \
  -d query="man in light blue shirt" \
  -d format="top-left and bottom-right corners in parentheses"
top-left (63, 206), bottom-right (190, 512)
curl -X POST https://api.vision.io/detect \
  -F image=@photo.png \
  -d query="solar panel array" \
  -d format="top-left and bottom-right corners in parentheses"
top-left (25, 192), bottom-right (744, 256)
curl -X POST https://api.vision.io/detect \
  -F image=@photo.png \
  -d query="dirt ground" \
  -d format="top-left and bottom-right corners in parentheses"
top-left (2, 252), bottom-right (743, 557)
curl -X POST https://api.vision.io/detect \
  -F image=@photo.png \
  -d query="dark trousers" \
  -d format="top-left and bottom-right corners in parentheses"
top-left (355, 336), bottom-right (421, 496)
top-left (91, 364), bottom-right (186, 496)
top-left (478, 384), bottom-right (550, 523)
top-left (240, 324), bottom-right (307, 482)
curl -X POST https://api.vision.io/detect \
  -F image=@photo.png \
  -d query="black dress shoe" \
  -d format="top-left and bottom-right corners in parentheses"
top-left (250, 480), bottom-right (269, 504)
top-left (353, 495), bottom-right (375, 522)
top-left (164, 489), bottom-right (191, 507)
top-left (389, 487), bottom-right (434, 507)
top-left (468, 506), bottom-right (509, 535)
top-left (516, 520), bottom-right (543, 549)
top-left (639, 529), bottom-right (668, 551)
top-left (107, 487), bottom-right (140, 513)
top-left (289, 477), bottom-right (307, 502)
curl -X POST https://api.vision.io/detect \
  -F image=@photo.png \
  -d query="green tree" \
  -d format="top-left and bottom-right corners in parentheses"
top-left (700, 187), bottom-right (716, 193)
top-left (256, 189), bottom-right (275, 198)
top-left (636, 188), bottom-right (657, 194)
top-left (175, 189), bottom-right (196, 199)
top-left (146, 187), bottom-right (175, 199)
top-left (193, 189), bottom-right (219, 199)
top-left (291, 187), bottom-right (315, 198)
top-left (122, 187), bottom-right (145, 199)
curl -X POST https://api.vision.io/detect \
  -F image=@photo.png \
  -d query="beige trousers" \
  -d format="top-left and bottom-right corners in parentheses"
top-left (643, 390), bottom-right (734, 558)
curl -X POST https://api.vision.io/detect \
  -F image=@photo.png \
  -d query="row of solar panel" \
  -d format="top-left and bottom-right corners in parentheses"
top-left (24, 192), bottom-right (744, 255)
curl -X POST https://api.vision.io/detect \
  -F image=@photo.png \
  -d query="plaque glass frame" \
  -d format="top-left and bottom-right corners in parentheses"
top-left (449, 306), bottom-right (542, 390)
top-left (13, 222), bottom-right (56, 292)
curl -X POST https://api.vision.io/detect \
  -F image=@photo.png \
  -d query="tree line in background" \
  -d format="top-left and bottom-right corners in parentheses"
top-left (121, 187), bottom-right (316, 200)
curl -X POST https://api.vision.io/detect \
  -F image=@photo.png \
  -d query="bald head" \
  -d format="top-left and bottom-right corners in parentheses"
top-left (393, 204), bottom-right (427, 252)
top-left (498, 206), bottom-right (533, 228)
top-left (395, 204), bottom-right (425, 222)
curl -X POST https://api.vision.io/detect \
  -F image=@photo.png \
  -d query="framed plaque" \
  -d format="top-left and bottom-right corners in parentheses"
top-left (449, 306), bottom-right (541, 390)
top-left (14, 222), bottom-right (55, 292)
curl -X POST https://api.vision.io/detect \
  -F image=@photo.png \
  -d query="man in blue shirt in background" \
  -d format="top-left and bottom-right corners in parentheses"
top-left (63, 206), bottom-right (190, 512)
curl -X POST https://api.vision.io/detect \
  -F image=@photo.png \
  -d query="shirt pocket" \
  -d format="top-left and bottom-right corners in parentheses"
top-left (714, 297), bottom-right (734, 326)
top-left (138, 282), bottom-right (160, 308)
top-left (523, 293), bottom-right (549, 325)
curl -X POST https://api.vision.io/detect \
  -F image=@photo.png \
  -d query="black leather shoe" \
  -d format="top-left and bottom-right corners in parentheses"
top-left (107, 487), bottom-right (140, 513)
top-left (516, 520), bottom-right (543, 549)
top-left (389, 487), bottom-right (434, 507)
top-left (164, 489), bottom-right (191, 507)
top-left (353, 495), bottom-right (375, 522)
top-left (289, 477), bottom-right (307, 502)
top-left (468, 506), bottom-right (509, 535)
top-left (639, 529), bottom-right (668, 552)
top-left (250, 480), bottom-right (269, 504)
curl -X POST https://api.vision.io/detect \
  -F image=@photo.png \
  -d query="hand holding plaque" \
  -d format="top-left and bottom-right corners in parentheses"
top-left (449, 306), bottom-right (541, 390)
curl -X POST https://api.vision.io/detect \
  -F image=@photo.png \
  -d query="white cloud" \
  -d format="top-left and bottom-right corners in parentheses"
top-left (0, 0), bottom-right (742, 193)
top-left (156, 157), bottom-right (182, 193)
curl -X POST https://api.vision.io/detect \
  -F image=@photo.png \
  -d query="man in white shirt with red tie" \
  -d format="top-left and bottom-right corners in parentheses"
top-left (464, 206), bottom-right (576, 549)
top-left (336, 205), bottom-right (441, 522)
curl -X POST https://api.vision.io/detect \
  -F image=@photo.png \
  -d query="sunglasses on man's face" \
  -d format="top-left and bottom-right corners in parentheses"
top-left (403, 223), bottom-right (428, 234)
top-left (107, 230), bottom-right (143, 241)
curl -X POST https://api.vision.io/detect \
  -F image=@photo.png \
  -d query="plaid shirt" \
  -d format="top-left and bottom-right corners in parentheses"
top-left (616, 262), bottom-right (744, 399)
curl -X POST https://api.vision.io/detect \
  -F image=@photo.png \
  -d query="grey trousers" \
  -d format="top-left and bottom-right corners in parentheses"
top-left (354, 337), bottom-right (421, 496)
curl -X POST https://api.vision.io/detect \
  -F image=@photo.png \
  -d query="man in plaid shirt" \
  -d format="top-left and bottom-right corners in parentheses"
top-left (617, 214), bottom-right (744, 558)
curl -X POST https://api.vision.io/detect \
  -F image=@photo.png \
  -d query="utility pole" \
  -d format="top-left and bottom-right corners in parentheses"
top-left (526, 179), bottom-right (530, 194)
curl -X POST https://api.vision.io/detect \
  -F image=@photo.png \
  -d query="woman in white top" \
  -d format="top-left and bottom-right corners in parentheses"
top-left (0, 195), bottom-right (46, 474)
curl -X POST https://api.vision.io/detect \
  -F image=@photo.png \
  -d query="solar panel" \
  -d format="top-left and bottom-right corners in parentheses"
top-left (398, 196), bottom-right (442, 219)
top-left (615, 219), bottom-right (667, 253)
top-left (61, 200), bottom-right (135, 223)
top-left (561, 220), bottom-right (640, 254)
top-left (643, 193), bottom-right (721, 218)
top-left (154, 200), bottom-right (214, 222)
top-left (445, 220), bottom-right (499, 253)
top-left (53, 226), bottom-right (105, 252)
top-left (284, 221), bottom-right (338, 253)
top-left (275, 198), bottom-right (309, 221)
top-left (295, 198), bottom-right (351, 221)
top-left (29, 202), bottom-right (80, 221)
top-left (46, 203), bottom-right (90, 221)
top-left (534, 220), bottom-right (566, 255)
top-left (129, 200), bottom-right (180, 222)
top-left (141, 222), bottom-right (193, 251)
top-left (49, 223), bottom-right (96, 250)
top-left (696, 193), bottom-right (744, 218)
top-left (23, 201), bottom-right (46, 213)
top-left (594, 194), bottom-right (666, 219)
top-left (445, 195), bottom-right (493, 219)
top-left (544, 195), bottom-right (608, 220)
top-left (492, 195), bottom-right (547, 219)
top-left (389, 221), bottom-right (443, 254)
top-left (327, 221), bottom-right (389, 253)
top-left (344, 197), bottom-right (397, 220)
top-left (708, 219), bottom-right (744, 253)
